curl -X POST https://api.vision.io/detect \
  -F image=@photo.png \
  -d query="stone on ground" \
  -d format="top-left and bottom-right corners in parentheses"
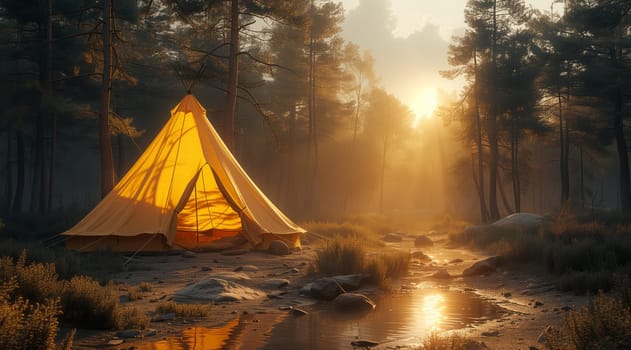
top-left (332, 293), bottom-right (376, 312)
top-left (310, 277), bottom-right (345, 300)
top-left (332, 274), bottom-right (366, 291)
top-left (432, 269), bottom-right (452, 279)
top-left (414, 235), bottom-right (434, 247)
top-left (260, 278), bottom-right (290, 289)
top-left (174, 278), bottom-right (265, 303)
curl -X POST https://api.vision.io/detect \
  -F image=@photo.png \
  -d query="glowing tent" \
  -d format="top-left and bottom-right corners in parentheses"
top-left (63, 94), bottom-right (304, 252)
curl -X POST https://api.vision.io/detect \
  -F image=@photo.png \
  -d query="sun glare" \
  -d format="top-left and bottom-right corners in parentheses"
top-left (411, 88), bottom-right (438, 127)
top-left (417, 293), bottom-right (445, 330)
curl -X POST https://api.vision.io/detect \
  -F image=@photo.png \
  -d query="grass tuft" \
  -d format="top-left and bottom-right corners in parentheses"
top-left (315, 236), bottom-right (409, 288)
top-left (155, 301), bottom-right (213, 318)
top-left (415, 332), bottom-right (485, 350)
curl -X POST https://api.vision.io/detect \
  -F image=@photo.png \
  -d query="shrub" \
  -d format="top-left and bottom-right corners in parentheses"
top-left (449, 214), bottom-right (631, 293)
top-left (119, 307), bottom-right (150, 329)
top-left (127, 282), bottom-right (152, 301)
top-left (0, 278), bottom-right (63, 350)
top-left (547, 289), bottom-right (631, 350)
top-left (62, 276), bottom-right (122, 329)
top-left (155, 301), bottom-right (213, 318)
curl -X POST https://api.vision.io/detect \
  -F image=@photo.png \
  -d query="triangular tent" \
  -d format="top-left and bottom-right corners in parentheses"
top-left (63, 94), bottom-right (304, 252)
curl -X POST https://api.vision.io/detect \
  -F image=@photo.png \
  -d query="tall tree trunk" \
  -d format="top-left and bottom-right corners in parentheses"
top-left (473, 48), bottom-right (488, 222)
top-left (100, 0), bottom-right (115, 197)
top-left (304, 0), bottom-right (317, 213)
top-left (379, 135), bottom-right (389, 212)
top-left (222, 0), bottom-right (239, 151)
top-left (578, 145), bottom-right (585, 209)
top-left (47, 112), bottom-right (56, 215)
top-left (614, 86), bottom-right (631, 211)
top-left (343, 71), bottom-right (363, 213)
top-left (40, 0), bottom-right (52, 215)
top-left (497, 169), bottom-right (514, 215)
top-left (558, 91), bottom-right (569, 204)
top-left (487, 0), bottom-right (500, 220)
top-left (12, 129), bottom-right (25, 213)
top-left (284, 103), bottom-right (296, 208)
top-left (511, 115), bottom-right (521, 212)
top-left (5, 132), bottom-right (12, 212)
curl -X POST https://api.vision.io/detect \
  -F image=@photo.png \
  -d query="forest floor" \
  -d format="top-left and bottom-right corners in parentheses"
top-left (69, 233), bottom-right (586, 350)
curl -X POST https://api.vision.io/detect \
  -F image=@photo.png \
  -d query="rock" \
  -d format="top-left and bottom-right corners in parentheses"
top-left (414, 235), bottom-right (434, 247)
top-left (290, 307), bottom-right (308, 316)
top-left (116, 330), bottom-right (142, 338)
top-left (332, 293), bottom-right (376, 313)
top-left (107, 339), bottom-right (124, 345)
top-left (492, 213), bottom-right (546, 229)
top-left (503, 292), bottom-right (512, 298)
top-left (173, 278), bottom-right (265, 303)
top-left (181, 251), bottom-right (196, 258)
top-left (144, 329), bottom-right (157, 337)
top-left (431, 269), bottom-right (452, 279)
top-left (411, 251), bottom-right (432, 262)
top-left (299, 283), bottom-right (313, 296)
top-left (466, 341), bottom-right (489, 350)
top-left (268, 240), bottom-right (290, 256)
top-left (481, 330), bottom-right (499, 337)
top-left (310, 278), bottom-right (345, 300)
top-left (221, 249), bottom-right (249, 256)
top-left (351, 340), bottom-right (379, 348)
top-left (383, 233), bottom-right (403, 242)
top-left (463, 256), bottom-right (506, 277)
top-left (234, 265), bottom-right (258, 272)
top-left (332, 274), bottom-right (366, 291)
top-left (449, 258), bottom-right (464, 264)
top-left (534, 301), bottom-right (544, 308)
top-left (561, 306), bottom-right (572, 312)
top-left (152, 313), bottom-right (175, 322)
top-left (261, 278), bottom-right (290, 289)
top-left (200, 266), bottom-right (212, 272)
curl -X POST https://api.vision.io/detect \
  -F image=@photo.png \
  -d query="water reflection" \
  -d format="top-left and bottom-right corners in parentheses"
top-left (137, 290), bottom-right (502, 350)
top-left (419, 293), bottom-right (445, 331)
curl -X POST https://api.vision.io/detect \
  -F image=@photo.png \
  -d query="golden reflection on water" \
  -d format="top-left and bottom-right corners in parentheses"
top-left (143, 317), bottom-right (239, 350)
top-left (418, 293), bottom-right (445, 331)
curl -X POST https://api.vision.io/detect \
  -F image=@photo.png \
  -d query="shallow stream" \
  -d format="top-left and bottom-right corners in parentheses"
top-left (136, 287), bottom-right (503, 350)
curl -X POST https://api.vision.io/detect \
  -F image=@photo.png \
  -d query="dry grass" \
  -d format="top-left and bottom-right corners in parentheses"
top-left (301, 221), bottom-right (383, 246)
top-left (0, 251), bottom-right (143, 331)
top-left (0, 278), bottom-right (61, 350)
top-left (414, 332), bottom-right (486, 350)
top-left (127, 282), bottom-right (153, 301)
top-left (448, 213), bottom-right (631, 293)
top-left (546, 282), bottom-right (631, 350)
top-left (154, 301), bottom-right (213, 318)
top-left (315, 235), bottom-right (410, 289)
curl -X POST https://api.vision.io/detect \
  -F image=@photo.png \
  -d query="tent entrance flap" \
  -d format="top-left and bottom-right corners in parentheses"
top-left (174, 164), bottom-right (242, 248)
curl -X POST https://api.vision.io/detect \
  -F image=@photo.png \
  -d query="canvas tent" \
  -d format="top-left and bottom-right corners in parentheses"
top-left (63, 94), bottom-right (304, 252)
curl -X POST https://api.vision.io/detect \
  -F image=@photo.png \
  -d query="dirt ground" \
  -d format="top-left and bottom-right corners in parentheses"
top-left (70, 233), bottom-right (586, 350)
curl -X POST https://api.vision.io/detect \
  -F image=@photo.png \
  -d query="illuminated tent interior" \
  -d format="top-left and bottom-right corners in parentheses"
top-left (63, 94), bottom-right (304, 252)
